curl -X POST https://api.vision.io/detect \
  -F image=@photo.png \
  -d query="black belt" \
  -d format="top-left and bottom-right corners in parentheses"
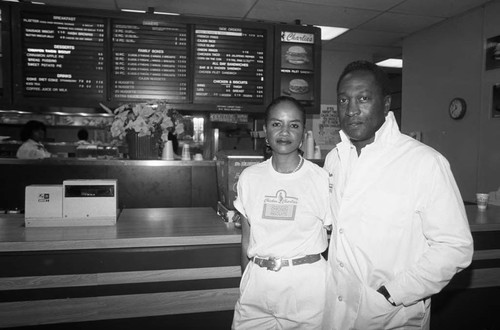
top-left (252, 254), bottom-right (321, 271)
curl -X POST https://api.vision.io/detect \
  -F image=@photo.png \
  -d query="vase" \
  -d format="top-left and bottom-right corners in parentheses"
top-left (126, 131), bottom-right (159, 160)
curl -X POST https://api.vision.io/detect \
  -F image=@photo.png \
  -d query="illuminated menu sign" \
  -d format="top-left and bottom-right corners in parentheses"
top-left (21, 12), bottom-right (105, 98)
top-left (111, 19), bottom-right (189, 101)
top-left (279, 31), bottom-right (315, 107)
top-left (194, 25), bottom-right (265, 105)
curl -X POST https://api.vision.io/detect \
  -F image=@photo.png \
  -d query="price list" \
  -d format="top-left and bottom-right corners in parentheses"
top-left (112, 19), bottom-right (188, 101)
top-left (21, 12), bottom-right (105, 98)
top-left (194, 25), bottom-right (265, 104)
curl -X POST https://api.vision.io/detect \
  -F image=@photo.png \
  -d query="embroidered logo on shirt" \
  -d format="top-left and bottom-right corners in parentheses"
top-left (262, 189), bottom-right (298, 220)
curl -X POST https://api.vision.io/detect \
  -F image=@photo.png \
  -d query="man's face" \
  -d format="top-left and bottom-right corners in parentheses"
top-left (337, 70), bottom-right (390, 149)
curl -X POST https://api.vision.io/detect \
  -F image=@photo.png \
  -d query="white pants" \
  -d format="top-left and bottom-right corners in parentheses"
top-left (232, 256), bottom-right (332, 330)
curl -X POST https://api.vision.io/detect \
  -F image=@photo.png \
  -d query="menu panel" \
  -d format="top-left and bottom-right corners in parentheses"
top-left (194, 25), bottom-right (266, 105)
top-left (111, 19), bottom-right (189, 101)
top-left (278, 31), bottom-right (315, 107)
top-left (21, 12), bottom-right (105, 98)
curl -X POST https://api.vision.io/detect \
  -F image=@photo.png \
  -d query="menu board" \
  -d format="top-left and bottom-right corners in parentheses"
top-left (111, 19), bottom-right (189, 101)
top-left (21, 12), bottom-right (105, 99)
top-left (278, 31), bottom-right (315, 107)
top-left (194, 25), bottom-right (266, 105)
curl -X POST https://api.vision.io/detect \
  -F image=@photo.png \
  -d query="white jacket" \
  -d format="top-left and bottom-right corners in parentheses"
top-left (323, 112), bottom-right (473, 330)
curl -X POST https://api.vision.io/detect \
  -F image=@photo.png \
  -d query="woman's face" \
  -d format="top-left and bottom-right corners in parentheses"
top-left (264, 101), bottom-right (304, 156)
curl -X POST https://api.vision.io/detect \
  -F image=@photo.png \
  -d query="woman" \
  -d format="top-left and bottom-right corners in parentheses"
top-left (16, 120), bottom-right (52, 159)
top-left (231, 96), bottom-right (334, 329)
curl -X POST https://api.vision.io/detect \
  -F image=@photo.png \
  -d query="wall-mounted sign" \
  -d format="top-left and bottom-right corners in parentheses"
top-left (485, 35), bottom-right (500, 71)
top-left (20, 12), bottom-right (106, 99)
top-left (111, 19), bottom-right (189, 102)
top-left (194, 25), bottom-right (266, 106)
top-left (275, 26), bottom-right (320, 113)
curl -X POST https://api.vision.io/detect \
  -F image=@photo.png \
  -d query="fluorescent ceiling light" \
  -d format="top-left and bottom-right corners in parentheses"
top-left (376, 58), bottom-right (403, 68)
top-left (154, 11), bottom-right (180, 16)
top-left (121, 9), bottom-right (146, 13)
top-left (315, 25), bottom-right (348, 40)
top-left (31, 1), bottom-right (45, 4)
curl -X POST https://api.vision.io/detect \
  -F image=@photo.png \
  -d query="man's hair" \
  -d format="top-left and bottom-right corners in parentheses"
top-left (264, 96), bottom-right (306, 125)
top-left (337, 60), bottom-right (391, 97)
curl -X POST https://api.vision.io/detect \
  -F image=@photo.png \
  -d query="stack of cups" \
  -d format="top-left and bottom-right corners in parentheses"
top-left (181, 144), bottom-right (191, 161)
top-left (162, 141), bottom-right (174, 160)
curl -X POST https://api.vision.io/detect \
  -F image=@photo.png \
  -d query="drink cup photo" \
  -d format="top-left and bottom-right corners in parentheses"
top-left (476, 193), bottom-right (489, 210)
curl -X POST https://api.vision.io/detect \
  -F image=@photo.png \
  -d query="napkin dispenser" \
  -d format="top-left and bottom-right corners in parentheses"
top-left (25, 179), bottom-right (117, 227)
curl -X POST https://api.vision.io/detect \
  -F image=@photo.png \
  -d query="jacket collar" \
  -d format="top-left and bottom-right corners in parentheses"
top-left (338, 111), bottom-right (399, 150)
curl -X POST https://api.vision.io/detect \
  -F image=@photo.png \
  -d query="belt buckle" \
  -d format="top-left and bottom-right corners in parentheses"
top-left (267, 257), bottom-right (282, 271)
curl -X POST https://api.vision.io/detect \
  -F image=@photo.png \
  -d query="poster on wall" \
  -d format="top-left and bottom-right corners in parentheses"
top-left (493, 84), bottom-right (500, 118)
top-left (312, 104), bottom-right (341, 149)
top-left (485, 36), bottom-right (500, 70)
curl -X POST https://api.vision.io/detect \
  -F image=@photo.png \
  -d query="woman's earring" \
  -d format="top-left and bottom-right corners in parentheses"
top-left (265, 138), bottom-right (269, 146)
top-left (299, 141), bottom-right (303, 149)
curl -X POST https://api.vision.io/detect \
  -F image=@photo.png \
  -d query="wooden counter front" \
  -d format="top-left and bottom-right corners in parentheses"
top-left (0, 208), bottom-right (241, 329)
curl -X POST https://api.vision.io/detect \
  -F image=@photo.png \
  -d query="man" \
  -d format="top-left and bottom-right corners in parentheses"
top-left (323, 60), bottom-right (473, 329)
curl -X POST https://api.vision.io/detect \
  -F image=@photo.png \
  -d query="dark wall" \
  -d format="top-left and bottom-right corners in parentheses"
top-left (0, 160), bottom-right (218, 212)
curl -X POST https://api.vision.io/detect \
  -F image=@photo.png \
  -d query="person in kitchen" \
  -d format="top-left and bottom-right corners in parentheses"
top-left (16, 120), bottom-right (52, 159)
top-left (322, 60), bottom-right (473, 329)
top-left (76, 128), bottom-right (91, 145)
top-left (231, 96), bottom-right (335, 329)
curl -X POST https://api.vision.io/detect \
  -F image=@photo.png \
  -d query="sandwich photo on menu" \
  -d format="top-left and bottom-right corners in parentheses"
top-left (281, 76), bottom-right (313, 104)
top-left (282, 44), bottom-right (313, 70)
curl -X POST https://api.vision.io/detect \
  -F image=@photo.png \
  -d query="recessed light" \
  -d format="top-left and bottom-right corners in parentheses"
top-left (121, 9), bottom-right (147, 14)
top-left (154, 11), bottom-right (180, 16)
top-left (376, 58), bottom-right (403, 68)
top-left (315, 25), bottom-right (348, 40)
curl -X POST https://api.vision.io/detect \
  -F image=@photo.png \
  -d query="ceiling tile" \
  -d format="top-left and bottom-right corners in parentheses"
top-left (247, 0), bottom-right (380, 27)
top-left (114, 0), bottom-right (258, 18)
top-left (280, 0), bottom-right (406, 11)
top-left (360, 12), bottom-right (445, 34)
top-left (322, 41), bottom-right (401, 59)
top-left (391, 0), bottom-right (490, 18)
top-left (330, 29), bottom-right (406, 46)
top-left (39, 0), bottom-right (118, 10)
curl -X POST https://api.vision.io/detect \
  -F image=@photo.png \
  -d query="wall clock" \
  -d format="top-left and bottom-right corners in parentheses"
top-left (449, 97), bottom-right (466, 120)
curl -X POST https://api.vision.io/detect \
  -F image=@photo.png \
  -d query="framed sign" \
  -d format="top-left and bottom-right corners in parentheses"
top-left (493, 84), bottom-right (500, 118)
top-left (485, 35), bottom-right (500, 71)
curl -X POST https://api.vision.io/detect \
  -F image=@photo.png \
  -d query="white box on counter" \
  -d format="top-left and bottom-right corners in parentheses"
top-left (24, 179), bottom-right (118, 227)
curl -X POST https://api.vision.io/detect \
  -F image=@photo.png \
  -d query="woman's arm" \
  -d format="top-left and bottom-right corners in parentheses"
top-left (240, 214), bottom-right (250, 273)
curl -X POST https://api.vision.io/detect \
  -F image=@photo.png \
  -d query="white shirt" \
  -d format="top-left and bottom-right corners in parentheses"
top-left (323, 112), bottom-right (473, 330)
top-left (234, 158), bottom-right (333, 259)
top-left (16, 139), bottom-right (51, 159)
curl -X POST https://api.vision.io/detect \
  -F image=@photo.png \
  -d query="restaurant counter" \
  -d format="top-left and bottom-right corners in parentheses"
top-left (0, 205), bottom-right (499, 329)
top-left (0, 207), bottom-right (241, 329)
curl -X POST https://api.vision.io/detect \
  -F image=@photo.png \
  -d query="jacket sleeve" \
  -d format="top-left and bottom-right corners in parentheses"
top-left (385, 153), bottom-right (474, 306)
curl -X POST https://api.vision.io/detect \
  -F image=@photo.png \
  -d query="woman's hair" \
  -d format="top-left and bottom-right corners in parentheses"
top-left (264, 96), bottom-right (306, 125)
top-left (20, 120), bottom-right (46, 142)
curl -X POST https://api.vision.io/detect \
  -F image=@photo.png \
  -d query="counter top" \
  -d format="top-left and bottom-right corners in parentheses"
top-left (1, 205), bottom-right (498, 253)
top-left (466, 204), bottom-right (500, 231)
top-left (0, 207), bottom-right (240, 252)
